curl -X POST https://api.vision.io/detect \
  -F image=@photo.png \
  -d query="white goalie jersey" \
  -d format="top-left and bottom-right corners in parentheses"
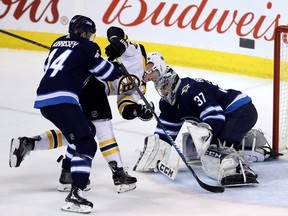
top-left (101, 41), bottom-right (146, 114)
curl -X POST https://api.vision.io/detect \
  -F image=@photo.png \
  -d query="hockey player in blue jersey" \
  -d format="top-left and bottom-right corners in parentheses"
top-left (135, 52), bottom-right (261, 186)
top-left (9, 25), bottom-right (150, 199)
top-left (32, 15), bottom-right (125, 213)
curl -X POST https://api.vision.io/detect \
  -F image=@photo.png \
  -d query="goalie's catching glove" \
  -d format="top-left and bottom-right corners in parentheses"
top-left (105, 37), bottom-right (128, 61)
top-left (122, 102), bottom-right (154, 121)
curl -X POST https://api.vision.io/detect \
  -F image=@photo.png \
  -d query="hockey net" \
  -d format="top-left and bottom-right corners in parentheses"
top-left (273, 25), bottom-right (288, 152)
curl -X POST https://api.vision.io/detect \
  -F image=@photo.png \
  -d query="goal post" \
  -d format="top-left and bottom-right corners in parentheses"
top-left (273, 25), bottom-right (288, 152)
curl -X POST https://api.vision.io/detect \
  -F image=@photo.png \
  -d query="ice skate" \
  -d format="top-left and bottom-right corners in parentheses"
top-left (109, 161), bottom-right (137, 193)
top-left (61, 186), bottom-right (93, 214)
top-left (9, 136), bottom-right (38, 167)
top-left (57, 169), bottom-right (91, 192)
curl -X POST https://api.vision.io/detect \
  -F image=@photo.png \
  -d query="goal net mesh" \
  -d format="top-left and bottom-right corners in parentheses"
top-left (273, 26), bottom-right (288, 152)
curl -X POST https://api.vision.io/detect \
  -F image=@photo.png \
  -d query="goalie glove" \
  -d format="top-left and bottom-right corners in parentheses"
top-left (186, 122), bottom-right (212, 157)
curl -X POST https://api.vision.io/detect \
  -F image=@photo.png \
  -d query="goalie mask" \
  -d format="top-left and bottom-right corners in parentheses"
top-left (154, 69), bottom-right (181, 106)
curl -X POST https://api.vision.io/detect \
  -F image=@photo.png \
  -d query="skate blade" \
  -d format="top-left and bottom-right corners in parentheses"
top-left (57, 184), bottom-right (91, 192)
top-left (116, 183), bottom-right (136, 193)
top-left (57, 184), bottom-right (71, 192)
top-left (224, 181), bottom-right (259, 187)
top-left (9, 138), bottom-right (20, 168)
top-left (61, 202), bottom-right (92, 214)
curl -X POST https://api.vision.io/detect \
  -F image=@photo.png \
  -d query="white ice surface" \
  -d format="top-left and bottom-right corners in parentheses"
top-left (0, 49), bottom-right (288, 216)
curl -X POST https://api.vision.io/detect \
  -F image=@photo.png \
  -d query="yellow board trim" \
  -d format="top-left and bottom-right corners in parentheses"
top-left (0, 30), bottom-right (273, 79)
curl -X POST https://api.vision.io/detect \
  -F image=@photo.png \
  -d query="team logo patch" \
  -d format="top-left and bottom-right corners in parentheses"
top-left (117, 74), bottom-right (140, 95)
top-left (91, 110), bottom-right (98, 118)
top-left (181, 84), bottom-right (190, 95)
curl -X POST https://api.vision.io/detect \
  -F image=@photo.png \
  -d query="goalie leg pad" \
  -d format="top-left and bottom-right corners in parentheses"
top-left (240, 128), bottom-right (283, 162)
top-left (157, 160), bottom-right (178, 180)
top-left (182, 132), bottom-right (199, 162)
top-left (186, 122), bottom-right (212, 157)
top-left (201, 144), bottom-right (258, 186)
top-left (133, 134), bottom-right (171, 172)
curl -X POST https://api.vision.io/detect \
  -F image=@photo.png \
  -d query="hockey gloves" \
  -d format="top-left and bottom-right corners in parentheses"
top-left (105, 37), bottom-right (128, 61)
top-left (137, 102), bottom-right (154, 121)
top-left (122, 102), bottom-right (154, 121)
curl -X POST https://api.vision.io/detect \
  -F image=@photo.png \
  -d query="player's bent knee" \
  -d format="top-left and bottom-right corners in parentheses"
top-left (74, 135), bottom-right (97, 158)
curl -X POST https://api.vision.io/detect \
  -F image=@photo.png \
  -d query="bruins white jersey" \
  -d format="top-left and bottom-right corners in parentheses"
top-left (102, 41), bottom-right (147, 115)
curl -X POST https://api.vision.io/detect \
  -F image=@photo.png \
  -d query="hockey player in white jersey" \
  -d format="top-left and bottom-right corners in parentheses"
top-left (9, 26), bottom-right (152, 194)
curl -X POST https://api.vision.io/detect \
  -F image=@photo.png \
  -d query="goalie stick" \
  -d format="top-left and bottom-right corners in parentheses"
top-left (0, 29), bottom-right (50, 50)
top-left (116, 58), bottom-right (225, 193)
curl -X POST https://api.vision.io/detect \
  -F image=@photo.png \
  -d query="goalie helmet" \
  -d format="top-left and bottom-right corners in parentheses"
top-left (68, 15), bottom-right (96, 40)
top-left (154, 68), bottom-right (181, 106)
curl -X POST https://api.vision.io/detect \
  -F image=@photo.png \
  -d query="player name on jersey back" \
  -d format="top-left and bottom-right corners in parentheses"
top-left (53, 41), bottom-right (79, 48)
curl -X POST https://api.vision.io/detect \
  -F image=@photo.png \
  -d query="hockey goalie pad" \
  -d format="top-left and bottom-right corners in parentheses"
top-left (133, 134), bottom-right (171, 172)
top-left (201, 144), bottom-right (258, 186)
top-left (182, 132), bottom-right (199, 162)
top-left (186, 122), bottom-right (212, 157)
top-left (240, 129), bottom-right (283, 162)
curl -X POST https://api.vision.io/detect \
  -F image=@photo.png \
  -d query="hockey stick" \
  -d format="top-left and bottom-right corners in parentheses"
top-left (0, 29), bottom-right (50, 50)
top-left (116, 58), bottom-right (225, 193)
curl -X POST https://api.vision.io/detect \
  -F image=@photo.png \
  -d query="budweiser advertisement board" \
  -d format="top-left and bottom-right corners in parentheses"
top-left (1, 0), bottom-right (287, 59)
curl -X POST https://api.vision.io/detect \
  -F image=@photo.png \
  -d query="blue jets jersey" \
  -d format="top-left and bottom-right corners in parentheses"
top-left (156, 77), bottom-right (252, 142)
top-left (34, 34), bottom-right (119, 108)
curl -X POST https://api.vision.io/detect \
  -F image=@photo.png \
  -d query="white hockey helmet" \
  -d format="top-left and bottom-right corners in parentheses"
top-left (146, 52), bottom-right (167, 75)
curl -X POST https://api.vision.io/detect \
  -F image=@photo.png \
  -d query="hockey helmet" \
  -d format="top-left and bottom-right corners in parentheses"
top-left (146, 52), bottom-right (167, 76)
top-left (68, 15), bottom-right (96, 40)
top-left (154, 68), bottom-right (181, 106)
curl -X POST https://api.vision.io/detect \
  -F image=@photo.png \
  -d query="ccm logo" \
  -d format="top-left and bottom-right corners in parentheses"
top-left (158, 163), bottom-right (174, 178)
